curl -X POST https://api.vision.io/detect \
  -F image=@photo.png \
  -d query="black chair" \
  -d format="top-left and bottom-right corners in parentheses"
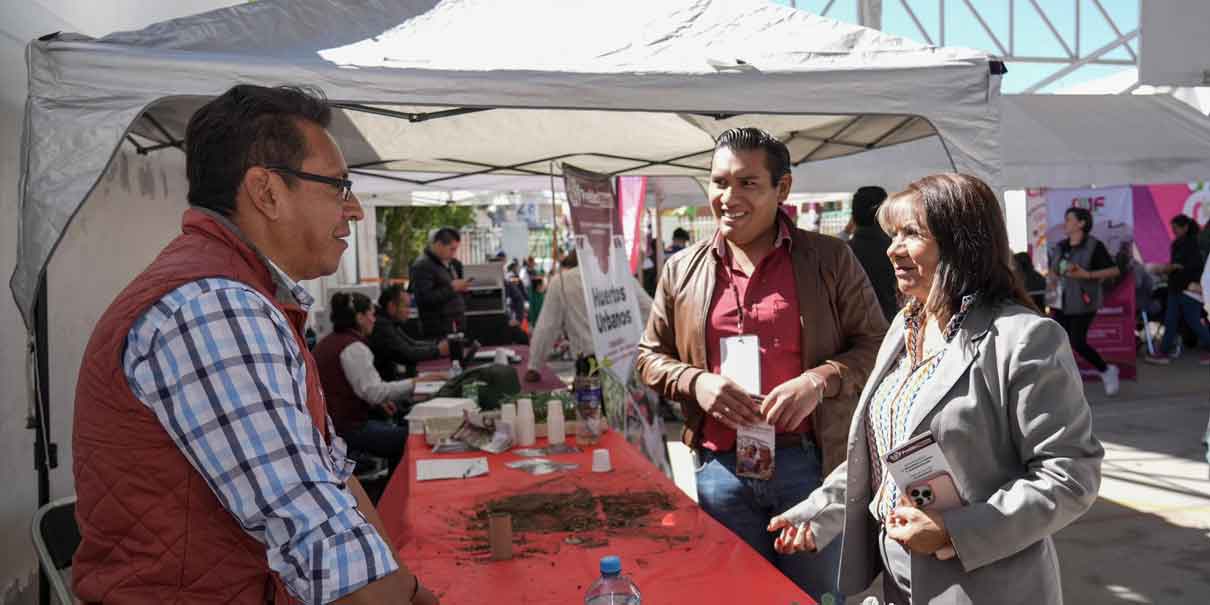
top-left (31, 496), bottom-right (79, 605)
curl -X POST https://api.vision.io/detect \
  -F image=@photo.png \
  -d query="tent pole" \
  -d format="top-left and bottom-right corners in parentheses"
top-left (654, 199), bottom-right (665, 274)
top-left (549, 162), bottom-right (559, 266)
top-left (33, 273), bottom-right (55, 605)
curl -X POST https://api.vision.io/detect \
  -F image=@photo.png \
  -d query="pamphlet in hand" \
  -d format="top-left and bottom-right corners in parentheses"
top-left (884, 431), bottom-right (962, 559)
top-left (735, 421), bottom-right (775, 480)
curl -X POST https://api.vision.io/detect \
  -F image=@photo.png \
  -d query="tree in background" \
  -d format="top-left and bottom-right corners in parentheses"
top-left (376, 205), bottom-right (476, 281)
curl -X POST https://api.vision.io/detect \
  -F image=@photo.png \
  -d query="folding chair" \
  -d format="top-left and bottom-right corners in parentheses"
top-left (31, 496), bottom-right (79, 605)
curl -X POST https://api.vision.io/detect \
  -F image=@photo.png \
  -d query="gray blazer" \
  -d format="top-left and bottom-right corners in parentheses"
top-left (783, 302), bottom-right (1103, 605)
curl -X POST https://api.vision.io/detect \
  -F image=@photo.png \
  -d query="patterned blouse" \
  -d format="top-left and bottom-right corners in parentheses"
top-left (866, 294), bottom-right (977, 522)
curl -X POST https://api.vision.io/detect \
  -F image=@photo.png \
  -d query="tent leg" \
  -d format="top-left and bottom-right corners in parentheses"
top-left (33, 273), bottom-right (56, 605)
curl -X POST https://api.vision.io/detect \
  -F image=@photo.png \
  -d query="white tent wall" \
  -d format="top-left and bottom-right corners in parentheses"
top-left (46, 147), bottom-right (190, 525)
top-left (0, 57), bottom-right (37, 605)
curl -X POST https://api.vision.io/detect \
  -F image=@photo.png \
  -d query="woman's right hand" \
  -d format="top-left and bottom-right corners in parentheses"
top-left (692, 372), bottom-right (761, 429)
top-left (768, 516), bottom-right (817, 554)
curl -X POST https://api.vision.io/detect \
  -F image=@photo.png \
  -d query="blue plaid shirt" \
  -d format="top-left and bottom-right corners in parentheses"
top-left (123, 275), bottom-right (399, 604)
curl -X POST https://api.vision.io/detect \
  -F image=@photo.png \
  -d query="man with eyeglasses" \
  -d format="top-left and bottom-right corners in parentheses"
top-left (72, 85), bottom-right (438, 604)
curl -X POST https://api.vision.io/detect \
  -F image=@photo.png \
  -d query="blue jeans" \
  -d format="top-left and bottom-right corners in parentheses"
top-left (696, 437), bottom-right (844, 603)
top-left (1159, 291), bottom-right (1210, 355)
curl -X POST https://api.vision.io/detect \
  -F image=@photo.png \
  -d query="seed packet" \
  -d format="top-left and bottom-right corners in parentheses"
top-left (451, 411), bottom-right (514, 454)
top-left (504, 458), bottom-right (580, 476)
top-left (513, 444), bottom-right (583, 458)
top-left (735, 422), bottom-right (775, 481)
top-left (432, 439), bottom-right (475, 454)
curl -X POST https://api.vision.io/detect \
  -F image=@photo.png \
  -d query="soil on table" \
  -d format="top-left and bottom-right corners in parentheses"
top-left (459, 487), bottom-right (677, 558)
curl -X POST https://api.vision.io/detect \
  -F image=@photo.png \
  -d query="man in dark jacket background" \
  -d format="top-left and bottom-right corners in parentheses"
top-left (370, 284), bottom-right (449, 381)
top-left (846, 186), bottom-right (900, 322)
top-left (409, 227), bottom-right (470, 338)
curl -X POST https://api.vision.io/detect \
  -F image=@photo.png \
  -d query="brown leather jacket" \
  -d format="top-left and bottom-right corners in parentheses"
top-left (636, 220), bottom-right (889, 475)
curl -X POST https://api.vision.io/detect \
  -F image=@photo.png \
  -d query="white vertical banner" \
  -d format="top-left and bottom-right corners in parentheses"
top-left (356, 207), bottom-right (379, 283)
top-left (1045, 186), bottom-right (1134, 258)
top-left (575, 234), bottom-right (644, 382)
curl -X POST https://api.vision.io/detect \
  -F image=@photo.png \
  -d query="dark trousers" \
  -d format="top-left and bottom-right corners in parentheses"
top-left (1159, 291), bottom-right (1210, 354)
top-left (1053, 309), bottom-right (1109, 372)
top-left (343, 419), bottom-right (408, 473)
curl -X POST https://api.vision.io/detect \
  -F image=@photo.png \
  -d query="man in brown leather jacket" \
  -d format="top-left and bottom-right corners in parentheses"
top-left (636, 127), bottom-right (887, 602)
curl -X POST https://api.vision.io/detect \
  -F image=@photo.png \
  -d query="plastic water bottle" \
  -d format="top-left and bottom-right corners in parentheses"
top-left (584, 555), bottom-right (640, 605)
top-left (449, 360), bottom-right (462, 380)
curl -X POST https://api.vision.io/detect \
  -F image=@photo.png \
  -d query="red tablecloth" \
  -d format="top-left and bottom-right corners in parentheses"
top-left (416, 345), bottom-right (566, 393)
top-left (376, 433), bottom-right (816, 605)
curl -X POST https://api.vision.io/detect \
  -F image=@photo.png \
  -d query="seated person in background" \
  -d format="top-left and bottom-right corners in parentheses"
top-left (314, 291), bottom-right (442, 471)
top-left (370, 284), bottom-right (450, 381)
top-left (525, 250), bottom-right (653, 381)
top-left (1013, 251), bottom-right (1047, 312)
top-left (1147, 214), bottom-right (1210, 365)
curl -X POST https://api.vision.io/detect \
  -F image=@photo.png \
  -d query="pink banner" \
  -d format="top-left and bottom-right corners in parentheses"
top-left (1080, 277), bottom-right (1138, 380)
top-left (1131, 183), bottom-right (1210, 263)
top-left (617, 176), bottom-right (647, 275)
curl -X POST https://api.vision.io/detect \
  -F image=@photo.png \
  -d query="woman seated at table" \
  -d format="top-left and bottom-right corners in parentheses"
top-left (768, 174), bottom-right (1103, 605)
top-left (314, 291), bottom-right (441, 472)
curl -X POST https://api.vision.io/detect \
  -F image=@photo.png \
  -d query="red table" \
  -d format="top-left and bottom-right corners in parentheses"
top-left (416, 345), bottom-right (567, 393)
top-left (375, 433), bottom-right (816, 604)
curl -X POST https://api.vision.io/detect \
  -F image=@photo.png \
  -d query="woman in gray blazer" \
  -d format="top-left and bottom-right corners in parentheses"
top-left (768, 174), bottom-right (1103, 605)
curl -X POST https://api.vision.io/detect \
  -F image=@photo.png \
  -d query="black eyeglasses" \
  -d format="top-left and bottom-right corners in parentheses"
top-left (265, 166), bottom-right (354, 202)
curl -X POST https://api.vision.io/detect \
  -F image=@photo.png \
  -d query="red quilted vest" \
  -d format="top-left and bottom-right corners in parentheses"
top-left (312, 329), bottom-right (372, 435)
top-left (72, 208), bottom-right (327, 604)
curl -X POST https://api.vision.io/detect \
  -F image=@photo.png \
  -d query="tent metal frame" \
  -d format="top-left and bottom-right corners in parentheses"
top-left (124, 102), bottom-right (941, 184)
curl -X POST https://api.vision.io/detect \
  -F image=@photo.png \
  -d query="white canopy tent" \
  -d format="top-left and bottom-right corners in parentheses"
top-left (351, 171), bottom-right (709, 209)
top-left (790, 94), bottom-right (1210, 193)
top-left (11, 0), bottom-right (1005, 329)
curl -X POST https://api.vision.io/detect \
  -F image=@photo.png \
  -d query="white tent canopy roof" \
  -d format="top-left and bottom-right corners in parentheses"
top-left (13, 0), bottom-right (1003, 327)
top-left (352, 170), bottom-right (709, 209)
top-left (791, 94), bottom-right (1210, 193)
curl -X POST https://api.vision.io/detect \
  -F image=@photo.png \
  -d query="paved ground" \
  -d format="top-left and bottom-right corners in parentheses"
top-left (660, 355), bottom-right (1209, 603)
top-left (1055, 355), bottom-right (1209, 605)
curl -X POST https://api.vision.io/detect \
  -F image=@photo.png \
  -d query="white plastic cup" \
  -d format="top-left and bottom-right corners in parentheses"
top-left (515, 398), bottom-right (536, 446)
top-left (546, 402), bottom-right (565, 444)
top-left (516, 398), bottom-right (533, 419)
top-left (500, 403), bottom-right (517, 425)
top-left (494, 349), bottom-right (510, 365)
top-left (591, 448), bottom-right (612, 473)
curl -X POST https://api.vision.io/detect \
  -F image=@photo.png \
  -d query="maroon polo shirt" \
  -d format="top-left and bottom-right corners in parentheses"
top-left (701, 218), bottom-right (808, 452)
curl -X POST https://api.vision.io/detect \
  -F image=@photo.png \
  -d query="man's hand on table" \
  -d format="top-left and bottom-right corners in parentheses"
top-left (760, 372), bottom-right (824, 431)
top-left (524, 369), bottom-right (543, 383)
top-left (379, 401), bottom-right (398, 417)
top-left (692, 372), bottom-right (761, 430)
top-left (767, 516), bottom-right (817, 555)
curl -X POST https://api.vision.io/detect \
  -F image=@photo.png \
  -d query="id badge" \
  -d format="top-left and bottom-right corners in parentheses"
top-left (720, 334), bottom-right (761, 395)
top-left (720, 335), bottom-right (775, 480)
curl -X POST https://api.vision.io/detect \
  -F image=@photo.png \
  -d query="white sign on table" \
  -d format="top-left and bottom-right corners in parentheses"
top-left (575, 234), bottom-right (644, 381)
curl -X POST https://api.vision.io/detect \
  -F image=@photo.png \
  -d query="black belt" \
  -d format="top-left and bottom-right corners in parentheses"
top-left (704, 431), bottom-right (813, 453)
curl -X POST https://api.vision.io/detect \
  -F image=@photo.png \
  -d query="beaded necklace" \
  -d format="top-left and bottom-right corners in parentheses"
top-left (870, 294), bottom-right (978, 520)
